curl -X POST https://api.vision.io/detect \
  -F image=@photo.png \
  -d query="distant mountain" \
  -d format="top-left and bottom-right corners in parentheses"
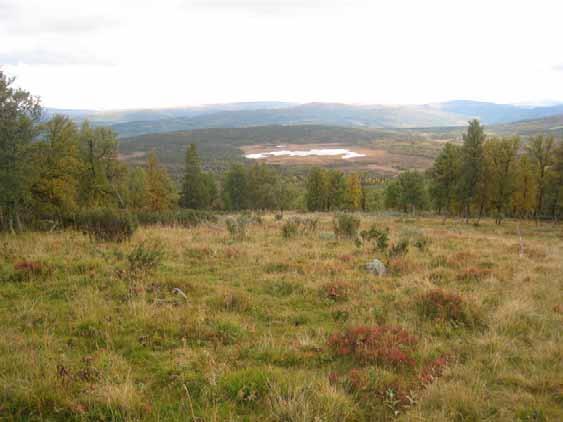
top-left (435, 100), bottom-right (563, 125)
top-left (45, 102), bottom-right (296, 125)
top-left (109, 103), bottom-right (468, 137)
top-left (47, 100), bottom-right (563, 138)
top-left (489, 114), bottom-right (563, 137)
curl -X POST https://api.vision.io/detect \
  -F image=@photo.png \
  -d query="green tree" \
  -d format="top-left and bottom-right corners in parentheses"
top-left (224, 164), bottom-right (249, 210)
top-left (512, 155), bottom-right (537, 218)
top-left (344, 173), bottom-right (363, 210)
top-left (397, 170), bottom-right (427, 214)
top-left (78, 122), bottom-right (124, 208)
top-left (459, 119), bottom-right (486, 221)
top-left (526, 135), bottom-right (554, 218)
top-left (0, 71), bottom-right (42, 231)
top-left (144, 152), bottom-right (178, 212)
top-left (327, 170), bottom-right (347, 210)
top-left (384, 179), bottom-right (401, 210)
top-left (429, 143), bottom-right (462, 217)
top-left (180, 144), bottom-right (208, 209)
top-left (305, 168), bottom-right (329, 211)
top-left (126, 167), bottom-right (148, 210)
top-left (484, 137), bottom-right (520, 223)
top-left (29, 115), bottom-right (82, 217)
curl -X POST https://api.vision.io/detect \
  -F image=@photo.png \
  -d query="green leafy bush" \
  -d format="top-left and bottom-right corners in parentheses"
top-left (361, 224), bottom-right (390, 251)
top-left (226, 215), bottom-right (251, 241)
top-left (73, 208), bottom-right (137, 242)
top-left (135, 210), bottom-right (217, 228)
top-left (281, 217), bottom-right (319, 239)
top-left (333, 214), bottom-right (360, 239)
top-left (388, 238), bottom-right (409, 258)
top-left (417, 289), bottom-right (482, 328)
top-left (127, 240), bottom-right (165, 275)
top-left (220, 368), bottom-right (272, 404)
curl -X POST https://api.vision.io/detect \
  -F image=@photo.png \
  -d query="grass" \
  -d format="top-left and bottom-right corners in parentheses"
top-left (0, 214), bottom-right (562, 421)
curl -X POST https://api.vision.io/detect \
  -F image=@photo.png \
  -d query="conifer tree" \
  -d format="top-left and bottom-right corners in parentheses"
top-left (181, 144), bottom-right (207, 209)
top-left (459, 119), bottom-right (486, 221)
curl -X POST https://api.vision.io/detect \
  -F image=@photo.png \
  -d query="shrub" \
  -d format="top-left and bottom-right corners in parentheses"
top-left (328, 325), bottom-right (417, 367)
top-left (135, 210), bottom-right (217, 228)
top-left (419, 355), bottom-right (449, 385)
top-left (12, 260), bottom-right (52, 281)
top-left (220, 368), bottom-right (272, 404)
top-left (281, 217), bottom-right (319, 239)
top-left (360, 224), bottom-right (390, 251)
top-left (127, 240), bottom-right (165, 275)
top-left (226, 215), bottom-right (250, 241)
top-left (333, 214), bottom-right (360, 239)
top-left (320, 281), bottom-right (350, 302)
top-left (73, 208), bottom-right (137, 242)
top-left (417, 289), bottom-right (481, 327)
top-left (456, 267), bottom-right (492, 282)
top-left (388, 238), bottom-right (409, 258)
top-left (281, 219), bottom-right (299, 239)
top-left (400, 228), bottom-right (430, 251)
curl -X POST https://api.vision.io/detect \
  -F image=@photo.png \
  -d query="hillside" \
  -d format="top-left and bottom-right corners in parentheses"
top-left (489, 113), bottom-right (563, 137)
top-left (51, 100), bottom-right (561, 138)
top-left (118, 125), bottom-right (453, 176)
top-left (1, 215), bottom-right (561, 420)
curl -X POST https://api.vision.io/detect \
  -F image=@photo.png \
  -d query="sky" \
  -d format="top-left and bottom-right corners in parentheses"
top-left (1, 0), bottom-right (563, 110)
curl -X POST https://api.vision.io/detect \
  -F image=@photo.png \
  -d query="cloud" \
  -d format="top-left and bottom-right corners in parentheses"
top-left (190, 0), bottom-right (351, 15)
top-left (0, 0), bottom-right (118, 35)
top-left (553, 64), bottom-right (563, 72)
top-left (0, 49), bottom-right (114, 66)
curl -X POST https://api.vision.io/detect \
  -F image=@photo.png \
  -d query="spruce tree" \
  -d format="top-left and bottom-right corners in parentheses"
top-left (459, 119), bottom-right (486, 221)
top-left (181, 144), bottom-right (206, 209)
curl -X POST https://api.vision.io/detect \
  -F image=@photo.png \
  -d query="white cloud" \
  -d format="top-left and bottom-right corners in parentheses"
top-left (2, 0), bottom-right (563, 109)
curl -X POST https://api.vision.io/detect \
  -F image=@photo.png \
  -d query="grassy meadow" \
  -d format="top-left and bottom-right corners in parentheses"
top-left (0, 214), bottom-right (562, 421)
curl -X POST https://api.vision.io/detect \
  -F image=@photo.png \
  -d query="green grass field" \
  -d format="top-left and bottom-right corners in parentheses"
top-left (1, 214), bottom-right (562, 421)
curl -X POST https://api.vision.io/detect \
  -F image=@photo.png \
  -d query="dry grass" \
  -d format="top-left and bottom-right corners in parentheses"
top-left (0, 214), bottom-right (561, 421)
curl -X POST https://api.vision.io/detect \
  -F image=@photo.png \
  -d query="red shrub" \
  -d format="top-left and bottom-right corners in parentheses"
top-left (320, 281), bottom-right (350, 301)
top-left (419, 355), bottom-right (449, 385)
top-left (13, 260), bottom-right (50, 280)
top-left (328, 325), bottom-right (417, 367)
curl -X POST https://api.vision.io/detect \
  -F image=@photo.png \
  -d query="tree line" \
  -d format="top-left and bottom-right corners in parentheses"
top-left (2, 70), bottom-right (562, 231)
top-left (380, 120), bottom-right (563, 222)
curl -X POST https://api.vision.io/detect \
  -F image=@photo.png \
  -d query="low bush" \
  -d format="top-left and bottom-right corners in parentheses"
top-left (320, 281), bottom-right (351, 302)
top-left (417, 289), bottom-right (481, 327)
top-left (220, 368), bottom-right (272, 404)
top-left (328, 325), bottom-right (417, 367)
top-left (226, 215), bottom-right (251, 241)
top-left (400, 228), bottom-right (431, 251)
top-left (281, 217), bottom-right (319, 239)
top-left (388, 238), bottom-right (409, 258)
top-left (135, 210), bottom-right (217, 228)
top-left (360, 224), bottom-right (390, 251)
top-left (127, 240), bottom-right (165, 275)
top-left (73, 208), bottom-right (137, 242)
top-left (333, 214), bottom-right (361, 239)
top-left (12, 260), bottom-right (52, 282)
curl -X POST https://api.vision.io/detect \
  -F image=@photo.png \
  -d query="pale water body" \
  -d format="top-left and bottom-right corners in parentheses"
top-left (246, 148), bottom-right (366, 160)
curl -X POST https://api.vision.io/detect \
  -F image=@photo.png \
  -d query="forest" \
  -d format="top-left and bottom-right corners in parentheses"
top-left (1, 70), bottom-right (562, 234)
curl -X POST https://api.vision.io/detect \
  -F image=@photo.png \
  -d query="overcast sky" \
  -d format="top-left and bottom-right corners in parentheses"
top-left (2, 0), bottom-right (563, 109)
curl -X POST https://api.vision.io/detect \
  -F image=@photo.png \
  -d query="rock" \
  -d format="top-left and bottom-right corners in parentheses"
top-left (366, 259), bottom-right (386, 276)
